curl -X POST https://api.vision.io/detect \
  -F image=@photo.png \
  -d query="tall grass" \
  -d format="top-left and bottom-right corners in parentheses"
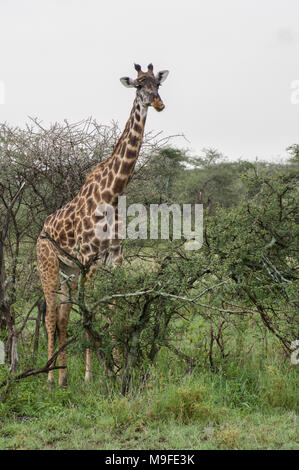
top-left (0, 330), bottom-right (297, 449)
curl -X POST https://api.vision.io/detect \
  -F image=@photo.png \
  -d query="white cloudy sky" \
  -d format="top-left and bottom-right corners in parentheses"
top-left (0, 0), bottom-right (298, 161)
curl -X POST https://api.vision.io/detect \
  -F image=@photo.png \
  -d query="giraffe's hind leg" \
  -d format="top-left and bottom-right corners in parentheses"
top-left (56, 281), bottom-right (77, 387)
top-left (37, 239), bottom-right (60, 384)
top-left (57, 272), bottom-right (78, 387)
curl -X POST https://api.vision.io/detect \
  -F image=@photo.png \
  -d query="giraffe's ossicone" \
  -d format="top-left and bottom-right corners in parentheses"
top-left (36, 63), bottom-right (169, 386)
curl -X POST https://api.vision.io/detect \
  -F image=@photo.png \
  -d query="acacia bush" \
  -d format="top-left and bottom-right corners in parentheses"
top-left (204, 170), bottom-right (298, 352)
top-left (61, 166), bottom-right (298, 390)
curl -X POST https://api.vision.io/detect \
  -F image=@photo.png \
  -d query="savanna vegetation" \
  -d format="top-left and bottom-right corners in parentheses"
top-left (0, 120), bottom-right (298, 449)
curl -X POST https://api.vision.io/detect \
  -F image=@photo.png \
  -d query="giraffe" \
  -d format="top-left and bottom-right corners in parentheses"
top-left (36, 63), bottom-right (169, 386)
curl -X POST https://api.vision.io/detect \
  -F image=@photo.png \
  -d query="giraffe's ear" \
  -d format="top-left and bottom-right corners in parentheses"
top-left (155, 70), bottom-right (169, 84)
top-left (120, 77), bottom-right (137, 88)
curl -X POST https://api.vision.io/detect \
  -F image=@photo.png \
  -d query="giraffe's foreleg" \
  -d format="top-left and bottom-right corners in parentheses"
top-left (57, 283), bottom-right (74, 387)
top-left (83, 265), bottom-right (97, 382)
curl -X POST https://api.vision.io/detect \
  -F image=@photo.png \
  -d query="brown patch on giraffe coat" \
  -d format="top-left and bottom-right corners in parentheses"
top-left (87, 184), bottom-right (94, 198)
top-left (128, 134), bottom-right (138, 147)
top-left (65, 220), bottom-right (72, 231)
top-left (101, 190), bottom-right (113, 203)
top-left (83, 217), bottom-right (92, 230)
top-left (69, 237), bottom-right (76, 248)
top-left (107, 171), bottom-right (114, 187)
top-left (77, 221), bottom-right (83, 234)
top-left (55, 220), bottom-right (63, 232)
top-left (59, 230), bottom-right (67, 243)
top-left (121, 160), bottom-right (134, 175)
top-left (126, 148), bottom-right (137, 159)
top-left (100, 178), bottom-right (107, 190)
top-left (120, 142), bottom-right (126, 157)
top-left (83, 230), bottom-right (94, 243)
top-left (113, 177), bottom-right (126, 194)
top-left (93, 186), bottom-right (101, 202)
top-left (78, 206), bottom-right (86, 218)
top-left (113, 157), bottom-right (120, 172)
top-left (81, 244), bottom-right (91, 255)
top-left (133, 123), bottom-right (142, 133)
top-left (86, 198), bottom-right (96, 213)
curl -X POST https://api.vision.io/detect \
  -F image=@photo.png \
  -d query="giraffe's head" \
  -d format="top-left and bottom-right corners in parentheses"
top-left (120, 63), bottom-right (169, 112)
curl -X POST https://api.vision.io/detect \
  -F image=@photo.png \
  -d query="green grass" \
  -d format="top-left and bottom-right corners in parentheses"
top-left (0, 342), bottom-right (298, 450)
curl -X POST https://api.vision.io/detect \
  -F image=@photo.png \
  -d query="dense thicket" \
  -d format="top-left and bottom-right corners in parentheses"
top-left (0, 120), bottom-right (298, 391)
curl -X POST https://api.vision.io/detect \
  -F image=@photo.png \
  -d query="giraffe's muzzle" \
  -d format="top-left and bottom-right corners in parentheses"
top-left (151, 98), bottom-right (165, 112)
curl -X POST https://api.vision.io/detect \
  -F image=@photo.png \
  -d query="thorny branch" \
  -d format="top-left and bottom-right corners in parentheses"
top-left (0, 337), bottom-right (76, 398)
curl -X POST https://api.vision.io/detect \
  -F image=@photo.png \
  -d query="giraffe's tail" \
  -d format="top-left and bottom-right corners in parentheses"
top-left (42, 300), bottom-right (58, 345)
top-left (41, 300), bottom-right (47, 331)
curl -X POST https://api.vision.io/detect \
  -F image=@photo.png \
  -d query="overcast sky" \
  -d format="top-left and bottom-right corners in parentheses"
top-left (0, 0), bottom-right (298, 161)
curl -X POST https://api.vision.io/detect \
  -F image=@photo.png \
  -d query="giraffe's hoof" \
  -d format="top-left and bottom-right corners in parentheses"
top-left (59, 377), bottom-right (68, 387)
top-left (47, 379), bottom-right (56, 389)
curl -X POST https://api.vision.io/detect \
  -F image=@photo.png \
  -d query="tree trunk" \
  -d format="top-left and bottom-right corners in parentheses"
top-left (0, 239), bottom-right (18, 372)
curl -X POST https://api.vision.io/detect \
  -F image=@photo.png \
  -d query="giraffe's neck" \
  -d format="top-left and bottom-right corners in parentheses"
top-left (105, 95), bottom-right (148, 201)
